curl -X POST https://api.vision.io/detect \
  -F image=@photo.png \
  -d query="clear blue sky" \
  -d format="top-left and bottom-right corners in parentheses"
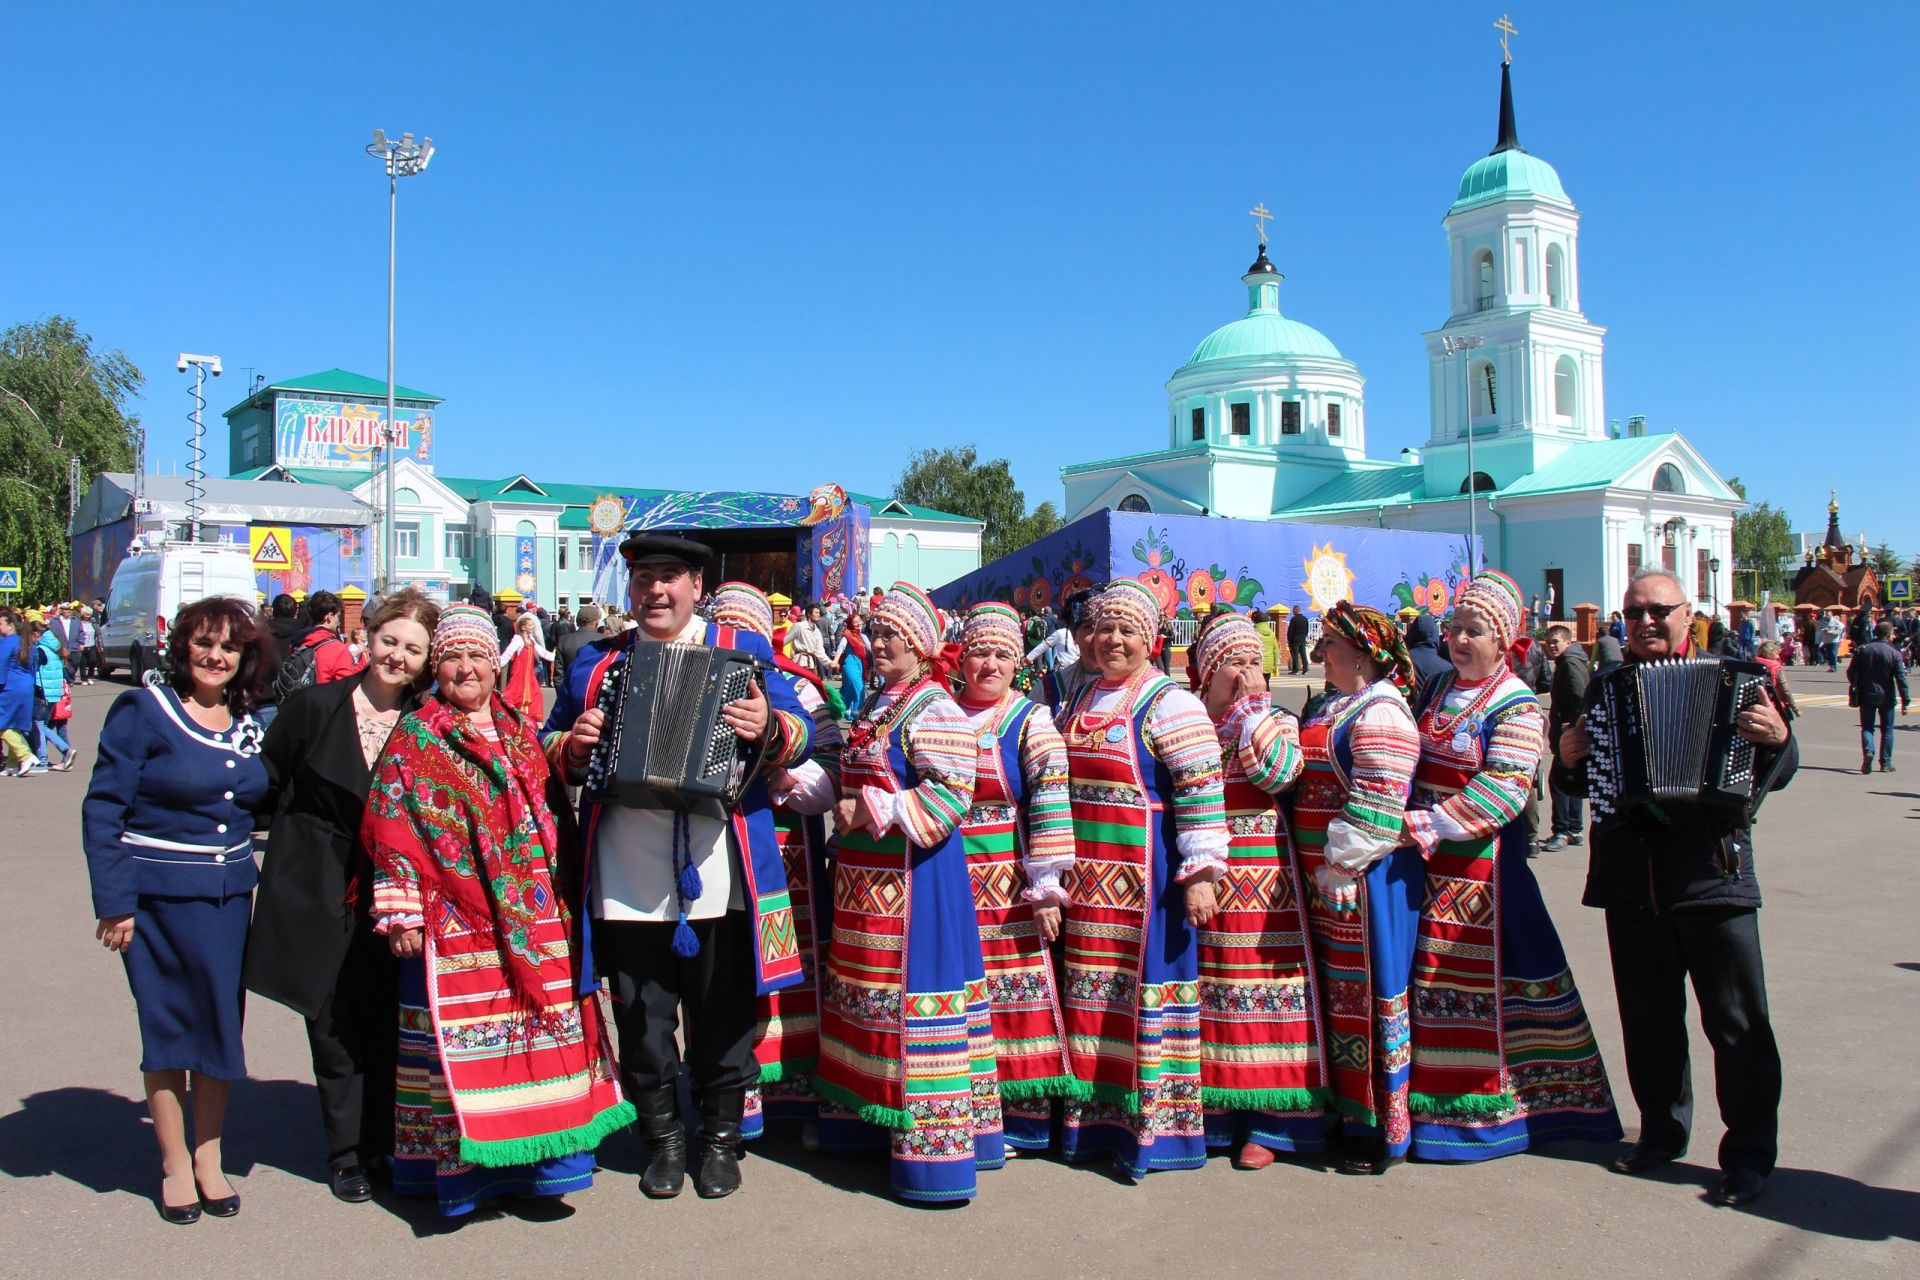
top-left (12, 1), bottom-right (1918, 556)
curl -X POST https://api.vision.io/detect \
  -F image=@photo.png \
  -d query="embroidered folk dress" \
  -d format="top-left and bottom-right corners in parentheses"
top-left (1293, 678), bottom-right (1422, 1157)
top-left (363, 696), bottom-right (633, 1217)
top-left (956, 691), bottom-right (1076, 1153)
top-left (1198, 696), bottom-right (1331, 1155)
top-left (1057, 670), bottom-right (1228, 1179)
top-left (1399, 669), bottom-right (1621, 1160)
top-left (744, 671), bottom-right (844, 1140)
top-left (814, 677), bottom-right (995, 1205)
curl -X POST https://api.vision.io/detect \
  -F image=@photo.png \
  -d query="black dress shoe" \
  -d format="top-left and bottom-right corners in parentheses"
top-left (159, 1198), bottom-right (202, 1225)
top-left (634, 1084), bottom-right (687, 1199)
top-left (1611, 1141), bottom-right (1684, 1175)
top-left (694, 1088), bottom-right (746, 1199)
top-left (198, 1186), bottom-right (241, 1218)
top-left (1709, 1168), bottom-right (1768, 1207)
top-left (330, 1165), bottom-right (374, 1203)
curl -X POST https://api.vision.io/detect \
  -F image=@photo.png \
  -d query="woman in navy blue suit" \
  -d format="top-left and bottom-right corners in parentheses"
top-left (83, 596), bottom-right (275, 1224)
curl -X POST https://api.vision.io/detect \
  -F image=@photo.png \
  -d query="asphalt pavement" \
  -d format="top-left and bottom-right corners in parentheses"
top-left (2, 664), bottom-right (1915, 1279)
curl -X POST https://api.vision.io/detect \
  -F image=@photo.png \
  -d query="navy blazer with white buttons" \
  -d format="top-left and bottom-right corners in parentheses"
top-left (81, 686), bottom-right (270, 918)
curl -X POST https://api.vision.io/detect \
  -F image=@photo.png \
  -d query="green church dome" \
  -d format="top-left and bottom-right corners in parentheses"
top-left (1450, 149), bottom-right (1569, 214)
top-left (1185, 312), bottom-right (1343, 365)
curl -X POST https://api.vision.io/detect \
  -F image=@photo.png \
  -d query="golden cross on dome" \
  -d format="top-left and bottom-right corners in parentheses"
top-left (1493, 13), bottom-right (1517, 64)
top-left (1249, 201), bottom-right (1274, 245)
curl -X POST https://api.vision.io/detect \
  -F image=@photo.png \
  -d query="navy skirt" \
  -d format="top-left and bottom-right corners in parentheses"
top-left (124, 892), bottom-right (252, 1077)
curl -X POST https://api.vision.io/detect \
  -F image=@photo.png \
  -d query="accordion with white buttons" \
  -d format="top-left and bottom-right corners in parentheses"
top-left (583, 641), bottom-right (765, 814)
top-left (1584, 656), bottom-right (1783, 829)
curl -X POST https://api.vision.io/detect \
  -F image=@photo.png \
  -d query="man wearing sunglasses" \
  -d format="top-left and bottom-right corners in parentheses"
top-left (1557, 566), bottom-right (1795, 1209)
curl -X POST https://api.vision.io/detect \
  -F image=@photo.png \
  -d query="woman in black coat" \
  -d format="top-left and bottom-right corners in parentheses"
top-left (245, 589), bottom-right (440, 1203)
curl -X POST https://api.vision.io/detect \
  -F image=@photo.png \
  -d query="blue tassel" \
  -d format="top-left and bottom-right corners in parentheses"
top-left (678, 859), bottom-right (704, 903)
top-left (671, 913), bottom-right (700, 958)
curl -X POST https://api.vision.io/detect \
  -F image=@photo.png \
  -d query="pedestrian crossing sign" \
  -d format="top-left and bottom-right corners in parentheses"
top-left (1889, 575), bottom-right (1912, 603)
top-left (249, 526), bottom-right (293, 570)
top-left (0, 566), bottom-right (19, 592)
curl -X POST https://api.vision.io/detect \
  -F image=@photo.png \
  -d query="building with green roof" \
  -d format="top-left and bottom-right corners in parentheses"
top-left (1059, 59), bottom-right (1743, 621)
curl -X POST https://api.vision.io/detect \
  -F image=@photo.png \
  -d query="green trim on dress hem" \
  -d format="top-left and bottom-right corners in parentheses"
top-left (756, 1056), bottom-right (817, 1085)
top-left (810, 1077), bottom-right (915, 1131)
top-left (996, 1074), bottom-right (1082, 1103)
top-left (458, 1098), bottom-right (636, 1169)
top-left (1408, 1089), bottom-right (1519, 1120)
top-left (1201, 1085), bottom-right (1332, 1113)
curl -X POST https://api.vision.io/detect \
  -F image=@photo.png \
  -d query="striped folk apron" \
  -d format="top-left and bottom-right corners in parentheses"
top-left (1199, 750), bottom-right (1330, 1153)
top-left (962, 699), bottom-right (1073, 1152)
top-left (814, 689), bottom-right (999, 1203)
top-left (1059, 681), bottom-right (1206, 1177)
top-left (1294, 705), bottom-right (1422, 1157)
top-left (743, 802), bottom-right (830, 1139)
top-left (1406, 682), bottom-right (1620, 1160)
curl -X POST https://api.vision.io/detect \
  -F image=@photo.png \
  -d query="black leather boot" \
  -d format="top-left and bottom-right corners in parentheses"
top-left (693, 1089), bottom-right (745, 1199)
top-left (635, 1084), bottom-right (686, 1199)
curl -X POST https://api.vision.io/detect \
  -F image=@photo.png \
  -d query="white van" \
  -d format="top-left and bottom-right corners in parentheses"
top-left (101, 540), bottom-right (260, 683)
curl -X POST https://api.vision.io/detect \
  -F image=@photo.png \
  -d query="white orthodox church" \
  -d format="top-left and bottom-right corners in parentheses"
top-left (1061, 62), bottom-right (1742, 619)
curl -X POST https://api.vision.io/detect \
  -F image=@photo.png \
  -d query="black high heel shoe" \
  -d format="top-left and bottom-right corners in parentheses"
top-left (159, 1186), bottom-right (202, 1225)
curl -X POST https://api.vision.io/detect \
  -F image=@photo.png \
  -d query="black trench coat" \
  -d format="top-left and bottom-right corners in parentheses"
top-left (243, 672), bottom-right (419, 1017)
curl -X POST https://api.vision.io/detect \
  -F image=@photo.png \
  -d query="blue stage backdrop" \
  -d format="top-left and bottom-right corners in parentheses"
top-left (931, 511), bottom-right (1478, 621)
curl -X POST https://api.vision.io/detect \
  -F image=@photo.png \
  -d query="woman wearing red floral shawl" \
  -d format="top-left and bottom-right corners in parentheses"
top-left (362, 605), bottom-right (632, 1218)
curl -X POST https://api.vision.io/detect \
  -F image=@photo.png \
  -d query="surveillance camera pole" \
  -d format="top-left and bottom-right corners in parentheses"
top-left (1442, 333), bottom-right (1486, 574)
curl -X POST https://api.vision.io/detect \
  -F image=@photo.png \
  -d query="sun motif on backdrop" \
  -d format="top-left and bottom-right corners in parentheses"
top-left (1300, 543), bottom-right (1357, 613)
top-left (588, 495), bottom-right (628, 538)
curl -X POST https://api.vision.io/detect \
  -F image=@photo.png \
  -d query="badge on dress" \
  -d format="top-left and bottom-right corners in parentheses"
top-left (1105, 724), bottom-right (1127, 744)
top-left (1450, 731), bottom-right (1472, 754)
top-left (978, 732), bottom-right (997, 750)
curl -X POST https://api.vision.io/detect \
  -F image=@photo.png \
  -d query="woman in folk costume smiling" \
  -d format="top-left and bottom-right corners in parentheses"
top-left (1294, 600), bottom-right (1422, 1176)
top-left (1056, 579), bottom-right (1229, 1179)
top-left (1397, 569), bottom-right (1620, 1160)
top-left (1186, 611), bottom-right (1330, 1170)
top-left (814, 583), bottom-right (996, 1204)
top-left (362, 605), bottom-right (632, 1217)
top-left (707, 582), bottom-right (844, 1146)
top-left (953, 602), bottom-right (1077, 1158)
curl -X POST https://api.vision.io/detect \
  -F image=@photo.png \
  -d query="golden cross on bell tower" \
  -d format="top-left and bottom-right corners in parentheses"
top-left (1493, 13), bottom-right (1517, 65)
top-left (1249, 201), bottom-right (1274, 245)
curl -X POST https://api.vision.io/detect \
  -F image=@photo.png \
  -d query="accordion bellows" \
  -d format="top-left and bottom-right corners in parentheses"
top-left (1585, 657), bottom-right (1774, 829)
top-left (584, 642), bottom-right (762, 814)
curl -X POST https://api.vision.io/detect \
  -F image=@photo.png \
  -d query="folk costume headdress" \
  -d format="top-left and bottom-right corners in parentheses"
top-left (431, 604), bottom-right (501, 668)
top-left (872, 582), bottom-right (961, 685)
top-left (961, 602), bottom-right (1025, 657)
top-left (1189, 611), bottom-right (1263, 692)
top-left (1094, 579), bottom-right (1165, 651)
top-left (1325, 600), bottom-right (1415, 694)
top-left (710, 581), bottom-right (775, 640)
top-left (1453, 568), bottom-right (1526, 653)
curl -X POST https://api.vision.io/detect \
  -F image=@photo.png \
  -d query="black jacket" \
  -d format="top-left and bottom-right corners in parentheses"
top-left (1847, 639), bottom-right (1910, 708)
top-left (1287, 613), bottom-right (1309, 646)
top-left (553, 624), bottom-right (602, 693)
top-left (243, 672), bottom-right (418, 1016)
top-left (1547, 643), bottom-right (1590, 734)
top-left (1568, 654), bottom-right (1797, 913)
top-left (1404, 615), bottom-right (1451, 686)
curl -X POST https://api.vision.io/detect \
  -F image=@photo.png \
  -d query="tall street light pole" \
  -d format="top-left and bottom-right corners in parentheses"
top-left (1442, 334), bottom-right (1485, 574)
top-left (365, 129), bottom-right (434, 591)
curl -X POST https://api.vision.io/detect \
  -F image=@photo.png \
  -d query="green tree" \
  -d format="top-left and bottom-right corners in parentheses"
top-left (1, 317), bottom-right (142, 600)
top-left (1867, 541), bottom-right (1903, 585)
top-left (1730, 487), bottom-right (1794, 603)
top-left (893, 445), bottom-right (1062, 563)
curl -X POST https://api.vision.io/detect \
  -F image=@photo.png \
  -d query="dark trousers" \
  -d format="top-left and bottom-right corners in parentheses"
top-left (1550, 781), bottom-right (1584, 836)
top-left (1603, 906), bottom-right (1781, 1176)
top-left (599, 912), bottom-right (758, 1099)
top-left (304, 925), bottom-right (399, 1169)
top-left (1858, 702), bottom-right (1895, 766)
top-left (1288, 642), bottom-right (1307, 674)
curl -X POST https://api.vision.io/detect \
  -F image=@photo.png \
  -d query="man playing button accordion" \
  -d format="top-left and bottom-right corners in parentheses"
top-left (1557, 566), bottom-right (1795, 1208)
top-left (543, 534), bottom-right (813, 1200)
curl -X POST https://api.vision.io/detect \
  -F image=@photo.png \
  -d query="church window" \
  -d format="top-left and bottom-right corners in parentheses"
top-left (1696, 550), bottom-right (1712, 603)
top-left (1546, 244), bottom-right (1566, 308)
top-left (558, 539), bottom-right (569, 571)
top-left (1460, 472), bottom-right (1496, 494)
top-left (1230, 403), bottom-right (1251, 436)
top-left (1281, 402), bottom-right (1302, 435)
top-left (1327, 403), bottom-right (1342, 437)
top-left (1118, 493), bottom-right (1151, 513)
top-left (1191, 407), bottom-right (1205, 440)
top-left (1653, 464), bottom-right (1685, 494)
top-left (1553, 356), bottom-right (1578, 419)
top-left (1471, 361), bottom-right (1497, 418)
top-left (1627, 543), bottom-right (1642, 578)
top-left (1474, 250), bottom-right (1496, 310)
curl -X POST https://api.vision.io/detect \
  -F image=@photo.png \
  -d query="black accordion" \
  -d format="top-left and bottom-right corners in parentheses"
top-left (1585, 657), bottom-right (1779, 829)
top-left (583, 641), bottom-right (765, 815)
